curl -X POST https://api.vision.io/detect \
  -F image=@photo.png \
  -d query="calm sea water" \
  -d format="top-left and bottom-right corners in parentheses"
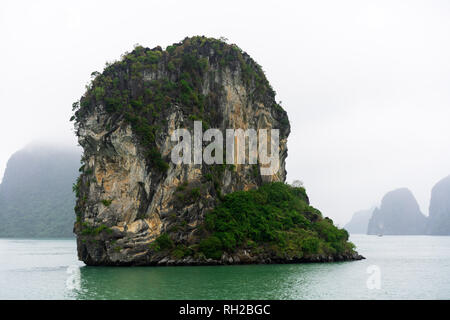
top-left (0, 235), bottom-right (449, 300)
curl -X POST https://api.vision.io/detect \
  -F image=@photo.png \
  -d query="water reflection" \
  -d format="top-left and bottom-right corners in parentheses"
top-left (60, 235), bottom-right (450, 300)
top-left (3, 235), bottom-right (447, 299)
top-left (68, 262), bottom-right (362, 300)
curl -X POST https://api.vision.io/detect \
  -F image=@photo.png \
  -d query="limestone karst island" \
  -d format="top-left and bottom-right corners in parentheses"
top-left (71, 36), bottom-right (363, 266)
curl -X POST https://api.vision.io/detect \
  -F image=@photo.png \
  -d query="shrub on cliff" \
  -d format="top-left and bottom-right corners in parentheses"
top-left (197, 182), bottom-right (355, 260)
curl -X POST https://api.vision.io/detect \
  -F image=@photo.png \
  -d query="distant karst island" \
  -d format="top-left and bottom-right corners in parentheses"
top-left (346, 178), bottom-right (450, 235)
top-left (367, 188), bottom-right (427, 235)
top-left (71, 36), bottom-right (363, 266)
top-left (427, 176), bottom-right (450, 235)
top-left (344, 208), bottom-right (374, 234)
top-left (0, 144), bottom-right (80, 238)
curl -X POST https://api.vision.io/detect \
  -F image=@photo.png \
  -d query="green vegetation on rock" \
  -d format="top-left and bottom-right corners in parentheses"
top-left (80, 223), bottom-right (113, 236)
top-left (195, 182), bottom-right (355, 260)
top-left (71, 36), bottom-right (360, 265)
top-left (71, 36), bottom-right (286, 175)
top-left (150, 182), bottom-right (357, 262)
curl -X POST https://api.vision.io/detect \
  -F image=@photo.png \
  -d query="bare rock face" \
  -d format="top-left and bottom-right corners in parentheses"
top-left (72, 37), bottom-right (290, 265)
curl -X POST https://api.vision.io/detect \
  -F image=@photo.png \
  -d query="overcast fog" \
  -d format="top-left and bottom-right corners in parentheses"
top-left (1, 0), bottom-right (450, 226)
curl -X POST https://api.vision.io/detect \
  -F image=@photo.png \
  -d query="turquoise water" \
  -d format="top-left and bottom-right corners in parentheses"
top-left (0, 235), bottom-right (449, 299)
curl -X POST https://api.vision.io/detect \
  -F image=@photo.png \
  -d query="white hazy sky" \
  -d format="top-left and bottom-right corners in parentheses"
top-left (1, 0), bottom-right (450, 226)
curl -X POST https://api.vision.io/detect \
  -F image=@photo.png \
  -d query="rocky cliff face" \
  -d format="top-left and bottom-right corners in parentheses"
top-left (72, 37), bottom-right (289, 265)
top-left (367, 188), bottom-right (427, 235)
top-left (72, 36), bottom-right (361, 265)
top-left (427, 175), bottom-right (450, 235)
top-left (344, 208), bottom-right (374, 234)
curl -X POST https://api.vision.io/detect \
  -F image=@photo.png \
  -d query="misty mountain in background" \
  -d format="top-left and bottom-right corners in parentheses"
top-left (344, 208), bottom-right (374, 234)
top-left (427, 175), bottom-right (450, 235)
top-left (367, 188), bottom-right (427, 235)
top-left (0, 144), bottom-right (80, 238)
top-left (1, 142), bottom-right (448, 239)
